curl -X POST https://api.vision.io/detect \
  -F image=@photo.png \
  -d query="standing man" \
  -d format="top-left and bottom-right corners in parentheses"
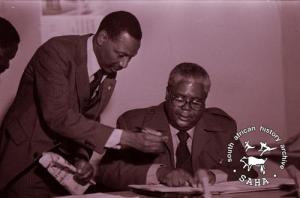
top-left (0, 11), bottom-right (166, 197)
top-left (98, 62), bottom-right (257, 190)
top-left (0, 17), bottom-right (20, 74)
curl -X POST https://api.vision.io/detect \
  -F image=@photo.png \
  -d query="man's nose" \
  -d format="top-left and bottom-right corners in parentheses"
top-left (181, 100), bottom-right (192, 111)
top-left (119, 57), bottom-right (130, 69)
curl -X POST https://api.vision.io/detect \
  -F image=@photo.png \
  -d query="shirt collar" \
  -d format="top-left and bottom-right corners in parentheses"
top-left (87, 35), bottom-right (100, 77)
top-left (169, 125), bottom-right (195, 139)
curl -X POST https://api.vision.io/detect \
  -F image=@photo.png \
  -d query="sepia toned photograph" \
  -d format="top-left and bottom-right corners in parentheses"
top-left (0, 0), bottom-right (300, 197)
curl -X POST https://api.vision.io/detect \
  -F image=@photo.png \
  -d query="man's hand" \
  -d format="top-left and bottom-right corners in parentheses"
top-left (193, 169), bottom-right (215, 187)
top-left (120, 128), bottom-right (168, 153)
top-left (157, 167), bottom-right (194, 187)
top-left (73, 159), bottom-right (94, 185)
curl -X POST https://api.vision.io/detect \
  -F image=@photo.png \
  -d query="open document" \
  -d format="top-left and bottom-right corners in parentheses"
top-left (129, 178), bottom-right (295, 195)
top-left (130, 184), bottom-right (203, 195)
top-left (54, 193), bottom-right (135, 198)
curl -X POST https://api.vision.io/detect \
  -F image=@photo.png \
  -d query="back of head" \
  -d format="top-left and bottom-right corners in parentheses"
top-left (168, 62), bottom-right (211, 96)
top-left (0, 17), bottom-right (20, 48)
top-left (96, 11), bottom-right (142, 41)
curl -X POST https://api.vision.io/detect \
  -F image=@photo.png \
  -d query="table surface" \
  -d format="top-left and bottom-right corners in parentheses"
top-left (55, 189), bottom-right (297, 198)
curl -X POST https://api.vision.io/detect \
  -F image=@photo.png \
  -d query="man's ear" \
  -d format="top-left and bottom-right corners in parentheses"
top-left (96, 30), bottom-right (109, 46)
top-left (165, 86), bottom-right (171, 100)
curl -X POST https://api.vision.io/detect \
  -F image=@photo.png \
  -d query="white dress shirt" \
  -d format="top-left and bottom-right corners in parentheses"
top-left (86, 35), bottom-right (122, 149)
top-left (146, 125), bottom-right (228, 184)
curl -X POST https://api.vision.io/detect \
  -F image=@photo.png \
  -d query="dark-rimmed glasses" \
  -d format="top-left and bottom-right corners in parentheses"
top-left (168, 92), bottom-right (205, 111)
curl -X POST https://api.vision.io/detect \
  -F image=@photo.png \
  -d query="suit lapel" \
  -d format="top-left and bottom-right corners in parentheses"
top-left (91, 78), bottom-right (116, 120)
top-left (76, 34), bottom-right (92, 112)
top-left (143, 103), bottom-right (175, 167)
top-left (191, 114), bottom-right (212, 170)
top-left (96, 77), bottom-right (116, 115)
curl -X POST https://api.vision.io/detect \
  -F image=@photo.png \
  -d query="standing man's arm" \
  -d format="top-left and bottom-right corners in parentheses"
top-left (33, 41), bottom-right (166, 155)
top-left (98, 112), bottom-right (168, 190)
top-left (34, 42), bottom-right (113, 154)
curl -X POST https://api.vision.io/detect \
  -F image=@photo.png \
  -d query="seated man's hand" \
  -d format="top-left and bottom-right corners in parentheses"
top-left (120, 128), bottom-right (168, 153)
top-left (73, 159), bottom-right (94, 185)
top-left (193, 169), bottom-right (216, 187)
top-left (157, 167), bottom-right (194, 187)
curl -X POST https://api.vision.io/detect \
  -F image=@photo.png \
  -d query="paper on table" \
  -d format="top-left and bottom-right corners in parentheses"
top-left (39, 152), bottom-right (91, 195)
top-left (129, 178), bottom-right (295, 195)
top-left (209, 178), bottom-right (295, 194)
top-left (54, 192), bottom-right (136, 198)
top-left (129, 184), bottom-right (203, 195)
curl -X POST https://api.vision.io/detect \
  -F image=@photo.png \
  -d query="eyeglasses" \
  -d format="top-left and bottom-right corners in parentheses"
top-left (168, 93), bottom-right (205, 111)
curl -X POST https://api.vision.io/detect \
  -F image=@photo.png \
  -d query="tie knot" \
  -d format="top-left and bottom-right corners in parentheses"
top-left (177, 130), bottom-right (189, 143)
top-left (94, 69), bottom-right (103, 80)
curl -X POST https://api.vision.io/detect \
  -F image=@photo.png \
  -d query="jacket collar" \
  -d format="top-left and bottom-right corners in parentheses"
top-left (148, 103), bottom-right (224, 169)
top-left (191, 109), bottom-right (224, 170)
top-left (142, 103), bottom-right (175, 166)
top-left (75, 34), bottom-right (94, 111)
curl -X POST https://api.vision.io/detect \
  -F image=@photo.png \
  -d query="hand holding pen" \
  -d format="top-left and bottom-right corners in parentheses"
top-left (73, 159), bottom-right (96, 186)
top-left (51, 157), bottom-right (96, 186)
top-left (120, 127), bottom-right (168, 153)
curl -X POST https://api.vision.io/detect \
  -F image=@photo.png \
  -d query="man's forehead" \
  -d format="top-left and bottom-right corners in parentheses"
top-left (173, 76), bottom-right (204, 86)
top-left (112, 32), bottom-right (140, 54)
top-left (171, 77), bottom-right (207, 96)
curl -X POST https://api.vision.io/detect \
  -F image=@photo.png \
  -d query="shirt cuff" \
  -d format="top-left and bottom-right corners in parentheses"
top-left (146, 164), bottom-right (164, 185)
top-left (209, 169), bottom-right (228, 183)
top-left (104, 129), bottom-right (123, 149)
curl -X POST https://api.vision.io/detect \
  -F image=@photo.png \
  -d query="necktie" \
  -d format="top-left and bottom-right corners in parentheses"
top-left (176, 130), bottom-right (193, 174)
top-left (89, 69), bottom-right (103, 99)
top-left (86, 69), bottom-right (103, 109)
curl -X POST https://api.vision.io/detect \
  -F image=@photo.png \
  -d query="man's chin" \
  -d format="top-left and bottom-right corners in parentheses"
top-left (175, 120), bottom-right (194, 131)
top-left (104, 67), bottom-right (120, 74)
top-left (112, 67), bottom-right (123, 73)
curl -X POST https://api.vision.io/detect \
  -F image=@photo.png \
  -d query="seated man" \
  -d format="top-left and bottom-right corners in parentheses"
top-left (98, 62), bottom-right (257, 190)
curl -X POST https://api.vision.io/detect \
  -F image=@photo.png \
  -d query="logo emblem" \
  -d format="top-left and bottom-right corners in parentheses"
top-left (227, 126), bottom-right (288, 186)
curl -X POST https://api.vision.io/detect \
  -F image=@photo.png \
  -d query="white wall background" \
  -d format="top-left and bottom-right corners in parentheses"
top-left (1, 0), bottom-right (299, 144)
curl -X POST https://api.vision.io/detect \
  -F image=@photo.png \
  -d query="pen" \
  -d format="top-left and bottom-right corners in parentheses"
top-left (135, 127), bottom-right (168, 142)
top-left (88, 179), bottom-right (96, 185)
top-left (52, 162), bottom-right (96, 185)
top-left (136, 127), bottom-right (162, 135)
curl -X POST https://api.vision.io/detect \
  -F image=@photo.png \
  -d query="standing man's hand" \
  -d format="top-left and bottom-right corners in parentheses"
top-left (120, 127), bottom-right (168, 153)
top-left (157, 167), bottom-right (194, 187)
top-left (73, 159), bottom-right (94, 185)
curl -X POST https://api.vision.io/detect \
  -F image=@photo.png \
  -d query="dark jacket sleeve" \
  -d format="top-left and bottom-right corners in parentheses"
top-left (33, 39), bottom-right (113, 155)
top-left (97, 111), bottom-right (154, 190)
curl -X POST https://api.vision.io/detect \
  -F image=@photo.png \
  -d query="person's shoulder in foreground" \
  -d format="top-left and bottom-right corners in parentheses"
top-left (0, 17), bottom-right (20, 74)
